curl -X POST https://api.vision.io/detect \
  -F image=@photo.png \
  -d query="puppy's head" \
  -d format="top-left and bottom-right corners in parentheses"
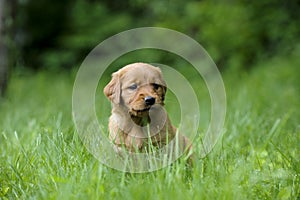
top-left (104, 63), bottom-right (167, 116)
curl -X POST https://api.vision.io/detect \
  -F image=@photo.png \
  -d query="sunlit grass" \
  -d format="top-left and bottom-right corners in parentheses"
top-left (0, 56), bottom-right (299, 199)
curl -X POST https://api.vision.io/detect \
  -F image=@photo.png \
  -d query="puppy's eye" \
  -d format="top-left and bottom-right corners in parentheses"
top-left (128, 84), bottom-right (138, 90)
top-left (152, 83), bottom-right (160, 90)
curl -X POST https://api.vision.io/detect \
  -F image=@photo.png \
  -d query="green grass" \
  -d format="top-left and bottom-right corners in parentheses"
top-left (0, 56), bottom-right (299, 199)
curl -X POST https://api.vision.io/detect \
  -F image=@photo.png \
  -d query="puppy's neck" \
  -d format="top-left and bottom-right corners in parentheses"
top-left (112, 104), bottom-right (167, 137)
top-left (131, 114), bottom-right (150, 127)
top-left (112, 105), bottom-right (150, 132)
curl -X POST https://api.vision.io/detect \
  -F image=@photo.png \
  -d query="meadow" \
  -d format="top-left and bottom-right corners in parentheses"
top-left (0, 55), bottom-right (299, 199)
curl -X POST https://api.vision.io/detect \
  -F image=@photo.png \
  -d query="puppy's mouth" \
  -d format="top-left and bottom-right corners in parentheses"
top-left (129, 101), bottom-right (164, 116)
top-left (130, 107), bottom-right (151, 116)
top-left (136, 107), bottom-right (151, 112)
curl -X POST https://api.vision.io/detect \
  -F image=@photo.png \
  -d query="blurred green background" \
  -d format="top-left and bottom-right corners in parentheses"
top-left (1, 0), bottom-right (300, 81)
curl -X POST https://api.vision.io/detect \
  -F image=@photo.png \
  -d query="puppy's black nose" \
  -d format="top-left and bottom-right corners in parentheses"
top-left (144, 96), bottom-right (155, 106)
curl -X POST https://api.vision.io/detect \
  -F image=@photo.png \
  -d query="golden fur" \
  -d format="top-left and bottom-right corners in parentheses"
top-left (104, 63), bottom-right (192, 155)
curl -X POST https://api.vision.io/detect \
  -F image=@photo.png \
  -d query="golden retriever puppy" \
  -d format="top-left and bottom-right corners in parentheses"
top-left (104, 63), bottom-right (192, 157)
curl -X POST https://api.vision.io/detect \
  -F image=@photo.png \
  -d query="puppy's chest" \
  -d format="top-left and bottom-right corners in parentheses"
top-left (110, 118), bottom-right (173, 149)
top-left (123, 126), bottom-right (169, 149)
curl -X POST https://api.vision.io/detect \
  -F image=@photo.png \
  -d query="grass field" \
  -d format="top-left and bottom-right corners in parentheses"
top-left (0, 56), bottom-right (299, 199)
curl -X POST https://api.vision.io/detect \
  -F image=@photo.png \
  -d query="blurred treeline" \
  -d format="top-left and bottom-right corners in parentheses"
top-left (1, 0), bottom-right (300, 72)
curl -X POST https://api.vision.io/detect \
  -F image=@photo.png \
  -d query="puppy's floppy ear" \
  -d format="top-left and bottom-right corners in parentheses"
top-left (158, 78), bottom-right (167, 97)
top-left (103, 72), bottom-right (121, 104)
top-left (161, 81), bottom-right (167, 101)
top-left (162, 84), bottom-right (167, 95)
top-left (155, 67), bottom-right (167, 97)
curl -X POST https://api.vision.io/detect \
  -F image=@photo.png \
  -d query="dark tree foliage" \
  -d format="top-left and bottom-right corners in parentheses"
top-left (20, 0), bottom-right (72, 69)
top-left (12, 0), bottom-right (300, 71)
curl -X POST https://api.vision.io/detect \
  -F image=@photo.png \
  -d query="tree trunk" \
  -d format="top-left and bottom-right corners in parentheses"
top-left (0, 0), bottom-right (8, 97)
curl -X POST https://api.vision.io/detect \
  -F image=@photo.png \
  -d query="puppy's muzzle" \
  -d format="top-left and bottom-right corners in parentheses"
top-left (144, 96), bottom-right (155, 106)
